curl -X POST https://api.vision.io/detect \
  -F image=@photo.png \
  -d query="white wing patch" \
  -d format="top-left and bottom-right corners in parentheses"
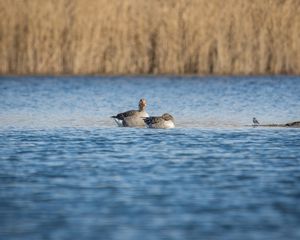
top-left (114, 118), bottom-right (124, 127)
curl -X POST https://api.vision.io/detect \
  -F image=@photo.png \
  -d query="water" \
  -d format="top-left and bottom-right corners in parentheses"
top-left (0, 76), bottom-right (300, 240)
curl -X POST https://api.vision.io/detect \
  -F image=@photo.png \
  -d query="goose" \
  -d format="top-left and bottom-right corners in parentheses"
top-left (111, 99), bottom-right (149, 127)
top-left (143, 113), bottom-right (175, 129)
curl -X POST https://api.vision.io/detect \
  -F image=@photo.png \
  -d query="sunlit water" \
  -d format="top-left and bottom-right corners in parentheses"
top-left (1, 76), bottom-right (300, 240)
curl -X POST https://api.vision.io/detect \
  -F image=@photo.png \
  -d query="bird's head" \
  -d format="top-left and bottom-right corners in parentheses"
top-left (162, 113), bottom-right (174, 121)
top-left (139, 99), bottom-right (147, 110)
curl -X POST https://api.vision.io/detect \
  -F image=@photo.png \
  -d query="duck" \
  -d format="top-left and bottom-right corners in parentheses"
top-left (143, 113), bottom-right (175, 129)
top-left (111, 99), bottom-right (149, 127)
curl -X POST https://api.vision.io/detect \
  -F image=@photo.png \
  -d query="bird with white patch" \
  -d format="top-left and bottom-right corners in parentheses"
top-left (111, 99), bottom-right (149, 127)
top-left (143, 113), bottom-right (175, 129)
top-left (253, 117), bottom-right (260, 126)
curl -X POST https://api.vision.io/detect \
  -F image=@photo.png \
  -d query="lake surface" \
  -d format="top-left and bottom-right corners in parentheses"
top-left (0, 76), bottom-right (300, 240)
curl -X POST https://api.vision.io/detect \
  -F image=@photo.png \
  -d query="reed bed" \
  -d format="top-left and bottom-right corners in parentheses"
top-left (0, 0), bottom-right (299, 75)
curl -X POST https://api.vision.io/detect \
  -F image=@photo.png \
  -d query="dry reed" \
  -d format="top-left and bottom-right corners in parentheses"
top-left (0, 0), bottom-right (300, 75)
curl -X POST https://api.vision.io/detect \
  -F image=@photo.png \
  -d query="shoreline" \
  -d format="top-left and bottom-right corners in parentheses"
top-left (1, 74), bottom-right (300, 78)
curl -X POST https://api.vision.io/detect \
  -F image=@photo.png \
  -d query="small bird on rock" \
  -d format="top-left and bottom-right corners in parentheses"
top-left (253, 117), bottom-right (260, 126)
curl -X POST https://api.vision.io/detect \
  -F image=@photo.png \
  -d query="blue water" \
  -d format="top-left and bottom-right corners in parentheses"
top-left (0, 76), bottom-right (300, 240)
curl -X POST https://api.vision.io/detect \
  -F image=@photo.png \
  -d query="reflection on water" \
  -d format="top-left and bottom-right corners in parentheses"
top-left (0, 76), bottom-right (300, 240)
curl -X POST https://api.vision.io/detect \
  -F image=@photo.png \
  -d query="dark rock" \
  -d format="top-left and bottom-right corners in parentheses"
top-left (285, 121), bottom-right (300, 127)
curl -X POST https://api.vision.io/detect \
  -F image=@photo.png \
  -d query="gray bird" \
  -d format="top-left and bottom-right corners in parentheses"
top-left (143, 113), bottom-right (175, 129)
top-left (253, 117), bottom-right (260, 126)
top-left (111, 99), bottom-right (149, 127)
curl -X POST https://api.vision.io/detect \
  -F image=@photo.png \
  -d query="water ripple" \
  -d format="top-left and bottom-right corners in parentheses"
top-left (1, 77), bottom-right (300, 240)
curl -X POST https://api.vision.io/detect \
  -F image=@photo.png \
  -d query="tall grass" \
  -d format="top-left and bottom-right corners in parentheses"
top-left (0, 0), bottom-right (299, 75)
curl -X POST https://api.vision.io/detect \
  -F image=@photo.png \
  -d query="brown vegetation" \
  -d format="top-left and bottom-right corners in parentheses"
top-left (0, 0), bottom-right (300, 75)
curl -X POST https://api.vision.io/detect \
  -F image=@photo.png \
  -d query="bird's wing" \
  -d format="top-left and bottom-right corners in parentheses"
top-left (113, 110), bottom-right (138, 120)
top-left (143, 116), bottom-right (161, 125)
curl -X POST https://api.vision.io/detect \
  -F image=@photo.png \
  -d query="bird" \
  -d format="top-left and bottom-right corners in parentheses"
top-left (111, 99), bottom-right (149, 127)
top-left (253, 117), bottom-right (260, 126)
top-left (143, 113), bottom-right (175, 129)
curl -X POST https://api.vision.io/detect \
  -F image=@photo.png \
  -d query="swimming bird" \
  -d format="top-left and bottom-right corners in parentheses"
top-left (111, 99), bottom-right (149, 127)
top-left (253, 117), bottom-right (260, 126)
top-left (143, 113), bottom-right (175, 129)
